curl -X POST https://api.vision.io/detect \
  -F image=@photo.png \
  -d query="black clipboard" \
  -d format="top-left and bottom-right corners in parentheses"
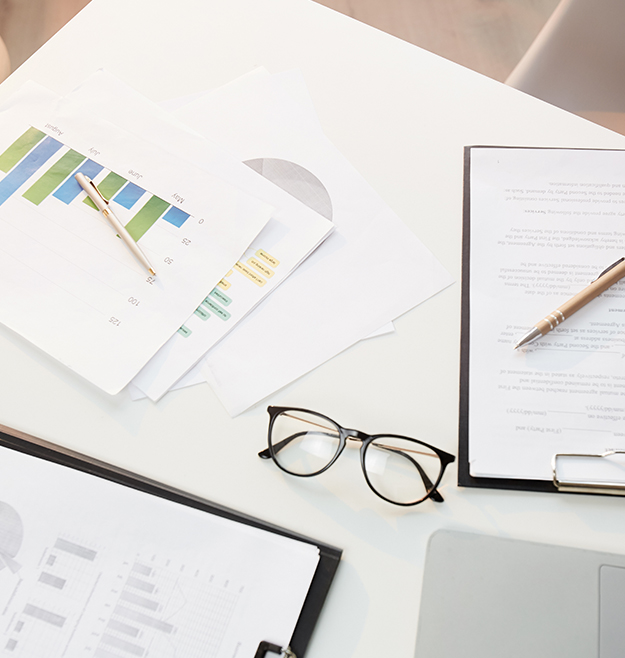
top-left (458, 145), bottom-right (559, 494)
top-left (0, 423), bottom-right (341, 657)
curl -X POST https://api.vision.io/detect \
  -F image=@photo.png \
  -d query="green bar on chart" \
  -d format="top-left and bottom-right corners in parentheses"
top-left (83, 172), bottom-right (127, 209)
top-left (124, 196), bottom-right (169, 241)
top-left (0, 127), bottom-right (47, 173)
top-left (22, 150), bottom-right (86, 206)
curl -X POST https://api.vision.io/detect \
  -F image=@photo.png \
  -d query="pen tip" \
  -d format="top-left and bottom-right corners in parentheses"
top-left (149, 268), bottom-right (156, 276)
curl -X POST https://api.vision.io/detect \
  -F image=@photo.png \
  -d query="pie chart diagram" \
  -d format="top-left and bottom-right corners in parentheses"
top-left (0, 501), bottom-right (23, 573)
top-left (244, 158), bottom-right (333, 221)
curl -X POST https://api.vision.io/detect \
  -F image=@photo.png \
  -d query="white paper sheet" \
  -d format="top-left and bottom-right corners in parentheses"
top-left (126, 320), bottom-right (396, 401)
top-left (0, 82), bottom-right (270, 394)
top-left (0, 445), bottom-right (319, 657)
top-left (468, 147), bottom-right (625, 481)
top-left (61, 71), bottom-right (334, 402)
top-left (173, 70), bottom-right (453, 415)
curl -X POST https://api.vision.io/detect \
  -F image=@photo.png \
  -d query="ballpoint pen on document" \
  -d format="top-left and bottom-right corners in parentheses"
top-left (75, 173), bottom-right (156, 276)
top-left (514, 257), bottom-right (625, 349)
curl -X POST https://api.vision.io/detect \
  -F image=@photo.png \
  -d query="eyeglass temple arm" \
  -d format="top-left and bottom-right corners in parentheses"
top-left (372, 444), bottom-right (444, 503)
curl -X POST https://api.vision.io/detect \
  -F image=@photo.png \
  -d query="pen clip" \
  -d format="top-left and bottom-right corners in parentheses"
top-left (87, 178), bottom-right (109, 206)
top-left (591, 257), bottom-right (625, 283)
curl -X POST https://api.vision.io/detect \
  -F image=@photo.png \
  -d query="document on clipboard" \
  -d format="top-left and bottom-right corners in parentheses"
top-left (459, 146), bottom-right (625, 493)
top-left (0, 426), bottom-right (340, 657)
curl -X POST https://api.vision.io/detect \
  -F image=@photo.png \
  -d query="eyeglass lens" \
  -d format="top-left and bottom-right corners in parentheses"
top-left (270, 409), bottom-right (444, 504)
top-left (270, 410), bottom-right (341, 475)
top-left (364, 437), bottom-right (442, 505)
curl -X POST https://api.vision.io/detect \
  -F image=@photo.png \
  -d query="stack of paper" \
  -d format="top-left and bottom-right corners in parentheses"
top-left (0, 68), bottom-right (452, 412)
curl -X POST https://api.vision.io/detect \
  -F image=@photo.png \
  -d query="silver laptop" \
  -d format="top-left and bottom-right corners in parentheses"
top-left (415, 529), bottom-right (625, 658)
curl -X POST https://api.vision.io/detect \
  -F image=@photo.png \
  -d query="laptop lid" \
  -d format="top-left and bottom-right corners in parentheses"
top-left (415, 529), bottom-right (625, 658)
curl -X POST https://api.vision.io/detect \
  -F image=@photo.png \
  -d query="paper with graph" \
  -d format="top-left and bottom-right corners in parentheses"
top-left (172, 69), bottom-right (454, 415)
top-left (31, 71), bottom-right (333, 402)
top-left (0, 445), bottom-right (319, 657)
top-left (0, 83), bottom-right (271, 393)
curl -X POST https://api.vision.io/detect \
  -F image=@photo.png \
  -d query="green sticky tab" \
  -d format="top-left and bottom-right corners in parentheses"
top-left (202, 297), bottom-right (231, 321)
top-left (23, 150), bottom-right (85, 205)
top-left (194, 306), bottom-right (210, 321)
top-left (177, 325), bottom-right (192, 337)
top-left (125, 195), bottom-right (169, 241)
top-left (209, 288), bottom-right (232, 306)
top-left (0, 127), bottom-right (46, 173)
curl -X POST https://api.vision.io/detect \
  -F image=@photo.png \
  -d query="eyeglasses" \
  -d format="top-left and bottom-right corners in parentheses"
top-left (258, 406), bottom-right (455, 506)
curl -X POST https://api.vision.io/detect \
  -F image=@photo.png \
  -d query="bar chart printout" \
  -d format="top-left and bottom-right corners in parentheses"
top-left (0, 127), bottom-right (191, 240)
top-left (3, 541), bottom-right (243, 657)
top-left (0, 445), bottom-right (320, 658)
top-left (0, 94), bottom-right (271, 393)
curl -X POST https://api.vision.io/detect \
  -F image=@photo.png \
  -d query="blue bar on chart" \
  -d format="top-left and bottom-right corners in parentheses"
top-left (162, 205), bottom-right (189, 228)
top-left (53, 160), bottom-right (105, 204)
top-left (113, 182), bottom-right (145, 209)
top-left (0, 136), bottom-right (63, 206)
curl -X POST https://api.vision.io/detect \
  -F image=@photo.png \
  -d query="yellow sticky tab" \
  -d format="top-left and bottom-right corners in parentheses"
top-left (247, 257), bottom-right (274, 278)
top-left (217, 278), bottom-right (231, 290)
top-left (256, 249), bottom-right (280, 268)
top-left (234, 261), bottom-right (266, 286)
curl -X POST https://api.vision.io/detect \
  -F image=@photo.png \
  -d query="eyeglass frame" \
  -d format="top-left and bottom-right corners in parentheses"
top-left (258, 406), bottom-right (456, 507)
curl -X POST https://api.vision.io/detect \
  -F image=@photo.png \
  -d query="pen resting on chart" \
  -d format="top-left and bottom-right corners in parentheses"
top-left (75, 172), bottom-right (156, 276)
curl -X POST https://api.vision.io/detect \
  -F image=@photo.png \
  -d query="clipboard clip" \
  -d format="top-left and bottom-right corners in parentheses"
top-left (552, 449), bottom-right (625, 494)
top-left (254, 641), bottom-right (297, 658)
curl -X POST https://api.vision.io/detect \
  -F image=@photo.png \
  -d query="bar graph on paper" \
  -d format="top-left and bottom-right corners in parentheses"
top-left (2, 533), bottom-right (242, 657)
top-left (0, 126), bottom-right (191, 239)
top-left (0, 117), bottom-right (238, 393)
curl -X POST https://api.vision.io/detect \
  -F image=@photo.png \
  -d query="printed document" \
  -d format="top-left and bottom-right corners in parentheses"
top-left (468, 147), bottom-right (625, 481)
top-left (174, 70), bottom-right (453, 415)
top-left (0, 445), bottom-right (319, 657)
top-left (0, 83), bottom-right (270, 394)
top-left (59, 71), bottom-right (334, 402)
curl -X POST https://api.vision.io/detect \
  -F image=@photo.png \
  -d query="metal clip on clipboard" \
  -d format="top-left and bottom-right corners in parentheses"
top-left (254, 642), bottom-right (297, 658)
top-left (552, 449), bottom-right (625, 494)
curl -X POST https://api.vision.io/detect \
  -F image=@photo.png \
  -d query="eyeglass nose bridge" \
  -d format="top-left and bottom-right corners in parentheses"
top-left (343, 429), bottom-right (370, 445)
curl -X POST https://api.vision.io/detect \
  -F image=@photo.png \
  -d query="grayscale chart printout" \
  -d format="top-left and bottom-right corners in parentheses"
top-left (0, 446), bottom-right (319, 658)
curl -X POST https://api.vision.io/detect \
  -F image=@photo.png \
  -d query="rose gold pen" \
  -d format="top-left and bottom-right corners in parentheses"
top-left (514, 257), bottom-right (625, 349)
top-left (75, 173), bottom-right (156, 276)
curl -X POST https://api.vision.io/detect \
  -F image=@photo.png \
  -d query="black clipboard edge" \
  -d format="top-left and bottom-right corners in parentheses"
top-left (457, 145), bottom-right (560, 495)
top-left (0, 423), bottom-right (342, 657)
top-left (458, 145), bottom-right (625, 495)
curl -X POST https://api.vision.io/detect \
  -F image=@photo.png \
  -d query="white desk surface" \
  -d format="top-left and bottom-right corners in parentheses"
top-left (2, 0), bottom-right (625, 656)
